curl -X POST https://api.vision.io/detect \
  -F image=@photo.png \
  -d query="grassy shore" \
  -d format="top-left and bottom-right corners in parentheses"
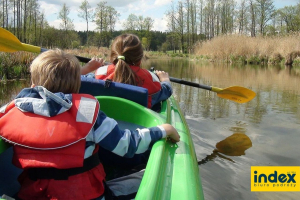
top-left (3, 34), bottom-right (300, 81)
top-left (65, 46), bottom-right (110, 62)
top-left (0, 52), bottom-right (35, 80)
top-left (194, 34), bottom-right (300, 66)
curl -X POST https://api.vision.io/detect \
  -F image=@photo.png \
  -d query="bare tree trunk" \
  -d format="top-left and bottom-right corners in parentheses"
top-left (249, 0), bottom-right (256, 37)
top-left (5, 0), bottom-right (8, 29)
top-left (23, 0), bottom-right (27, 43)
top-left (14, 0), bottom-right (16, 34)
top-left (2, 0), bottom-right (5, 28)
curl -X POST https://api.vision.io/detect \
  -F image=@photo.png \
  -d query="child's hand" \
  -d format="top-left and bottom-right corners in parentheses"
top-left (81, 57), bottom-right (104, 75)
top-left (155, 70), bottom-right (170, 82)
top-left (160, 124), bottom-right (180, 143)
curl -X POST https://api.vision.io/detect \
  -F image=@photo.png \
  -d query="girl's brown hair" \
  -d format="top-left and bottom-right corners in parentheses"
top-left (110, 34), bottom-right (143, 85)
top-left (30, 49), bottom-right (81, 93)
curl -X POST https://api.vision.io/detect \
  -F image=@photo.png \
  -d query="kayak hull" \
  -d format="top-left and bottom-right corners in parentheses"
top-left (96, 95), bottom-right (204, 200)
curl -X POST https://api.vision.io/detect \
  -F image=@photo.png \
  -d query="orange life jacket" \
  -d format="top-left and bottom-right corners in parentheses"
top-left (0, 94), bottom-right (106, 200)
top-left (95, 64), bottom-right (161, 108)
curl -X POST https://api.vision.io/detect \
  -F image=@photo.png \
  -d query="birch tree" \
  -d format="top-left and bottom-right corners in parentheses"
top-left (78, 0), bottom-right (94, 45)
top-left (58, 3), bottom-right (75, 47)
top-left (58, 3), bottom-right (74, 31)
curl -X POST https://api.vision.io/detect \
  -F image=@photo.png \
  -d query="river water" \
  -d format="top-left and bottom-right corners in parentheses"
top-left (1, 59), bottom-right (300, 200)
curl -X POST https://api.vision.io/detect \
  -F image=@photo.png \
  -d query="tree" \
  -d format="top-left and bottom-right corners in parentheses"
top-left (277, 6), bottom-right (300, 33)
top-left (123, 14), bottom-right (138, 31)
top-left (237, 0), bottom-right (248, 34)
top-left (219, 0), bottom-right (235, 34)
top-left (106, 6), bottom-right (119, 34)
top-left (249, 0), bottom-right (257, 37)
top-left (94, 1), bottom-right (119, 47)
top-left (144, 17), bottom-right (154, 32)
top-left (174, 1), bottom-right (185, 52)
top-left (58, 3), bottom-right (74, 31)
top-left (256, 0), bottom-right (275, 35)
top-left (78, 0), bottom-right (94, 46)
top-left (166, 1), bottom-right (183, 53)
top-left (58, 3), bottom-right (75, 48)
top-left (198, 0), bottom-right (203, 35)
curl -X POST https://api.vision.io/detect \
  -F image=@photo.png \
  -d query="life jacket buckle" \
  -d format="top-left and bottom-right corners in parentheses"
top-left (105, 79), bottom-right (112, 88)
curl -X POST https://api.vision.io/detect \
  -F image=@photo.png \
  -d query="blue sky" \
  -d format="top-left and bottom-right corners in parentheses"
top-left (40, 0), bottom-right (299, 32)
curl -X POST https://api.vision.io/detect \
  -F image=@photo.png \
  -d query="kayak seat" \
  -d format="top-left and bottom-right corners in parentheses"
top-left (80, 76), bottom-right (148, 107)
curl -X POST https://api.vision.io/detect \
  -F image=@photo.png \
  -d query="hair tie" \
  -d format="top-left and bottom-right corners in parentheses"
top-left (117, 56), bottom-right (125, 61)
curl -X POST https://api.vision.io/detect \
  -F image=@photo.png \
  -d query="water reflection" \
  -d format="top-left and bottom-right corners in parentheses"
top-left (144, 59), bottom-right (300, 124)
top-left (144, 59), bottom-right (300, 200)
top-left (0, 79), bottom-right (30, 107)
top-left (198, 133), bottom-right (252, 165)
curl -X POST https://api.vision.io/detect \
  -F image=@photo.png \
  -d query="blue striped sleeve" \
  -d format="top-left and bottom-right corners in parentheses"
top-left (93, 111), bottom-right (166, 158)
top-left (151, 81), bottom-right (173, 107)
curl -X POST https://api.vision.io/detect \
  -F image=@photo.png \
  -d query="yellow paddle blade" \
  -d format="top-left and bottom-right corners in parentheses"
top-left (216, 133), bottom-right (252, 156)
top-left (212, 86), bottom-right (256, 104)
top-left (0, 27), bottom-right (40, 53)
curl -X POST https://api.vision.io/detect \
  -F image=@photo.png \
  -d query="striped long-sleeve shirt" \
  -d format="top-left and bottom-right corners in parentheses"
top-left (2, 86), bottom-right (166, 159)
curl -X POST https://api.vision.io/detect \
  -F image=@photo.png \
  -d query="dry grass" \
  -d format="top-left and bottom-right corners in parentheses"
top-left (0, 52), bottom-right (36, 67)
top-left (65, 46), bottom-right (110, 62)
top-left (194, 34), bottom-right (300, 65)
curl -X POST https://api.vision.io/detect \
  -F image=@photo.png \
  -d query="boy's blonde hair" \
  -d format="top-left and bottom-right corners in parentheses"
top-left (30, 49), bottom-right (81, 93)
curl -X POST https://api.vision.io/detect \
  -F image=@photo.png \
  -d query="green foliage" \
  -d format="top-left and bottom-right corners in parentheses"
top-left (13, 65), bottom-right (23, 78)
top-left (160, 42), bottom-right (169, 53)
top-left (72, 40), bottom-right (81, 49)
top-left (229, 55), bottom-right (247, 64)
top-left (0, 52), bottom-right (32, 80)
top-left (246, 56), bottom-right (261, 65)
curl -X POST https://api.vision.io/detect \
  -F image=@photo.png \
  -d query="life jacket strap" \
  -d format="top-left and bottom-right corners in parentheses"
top-left (28, 152), bottom-right (101, 180)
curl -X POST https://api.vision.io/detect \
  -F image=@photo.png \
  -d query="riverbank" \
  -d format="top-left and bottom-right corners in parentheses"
top-left (194, 34), bottom-right (300, 66)
top-left (0, 52), bottom-right (34, 80)
top-left (3, 35), bottom-right (300, 81)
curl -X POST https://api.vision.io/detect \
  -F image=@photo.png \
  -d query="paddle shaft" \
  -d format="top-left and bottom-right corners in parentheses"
top-left (75, 55), bottom-right (212, 91)
top-left (169, 77), bottom-right (212, 91)
top-left (75, 55), bottom-right (92, 63)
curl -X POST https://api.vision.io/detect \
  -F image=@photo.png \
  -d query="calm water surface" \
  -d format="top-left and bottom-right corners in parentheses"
top-left (1, 59), bottom-right (300, 200)
top-left (145, 59), bottom-right (300, 200)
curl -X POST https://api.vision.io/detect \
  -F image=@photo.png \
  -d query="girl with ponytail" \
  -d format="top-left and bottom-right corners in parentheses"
top-left (85, 34), bottom-right (173, 109)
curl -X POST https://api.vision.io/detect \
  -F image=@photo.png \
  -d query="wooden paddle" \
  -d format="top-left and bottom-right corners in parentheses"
top-left (0, 27), bottom-right (256, 103)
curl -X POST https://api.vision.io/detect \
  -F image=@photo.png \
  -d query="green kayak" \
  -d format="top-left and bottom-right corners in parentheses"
top-left (0, 77), bottom-right (204, 200)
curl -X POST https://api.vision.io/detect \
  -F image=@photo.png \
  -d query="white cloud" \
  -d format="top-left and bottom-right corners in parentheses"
top-left (153, 15), bottom-right (168, 32)
top-left (74, 21), bottom-right (97, 32)
top-left (154, 0), bottom-right (172, 6)
top-left (39, 1), bottom-right (59, 16)
top-left (40, 0), bottom-right (141, 8)
top-left (48, 19), bottom-right (60, 29)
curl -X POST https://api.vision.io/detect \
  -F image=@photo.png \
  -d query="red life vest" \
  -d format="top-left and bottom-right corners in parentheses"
top-left (0, 94), bottom-right (106, 200)
top-left (95, 64), bottom-right (161, 108)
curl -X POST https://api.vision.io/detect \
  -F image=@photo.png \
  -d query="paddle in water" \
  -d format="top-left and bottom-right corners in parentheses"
top-left (198, 133), bottom-right (252, 165)
top-left (0, 27), bottom-right (256, 104)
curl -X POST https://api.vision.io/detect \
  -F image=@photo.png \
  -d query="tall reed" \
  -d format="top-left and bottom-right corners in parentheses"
top-left (194, 34), bottom-right (300, 65)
